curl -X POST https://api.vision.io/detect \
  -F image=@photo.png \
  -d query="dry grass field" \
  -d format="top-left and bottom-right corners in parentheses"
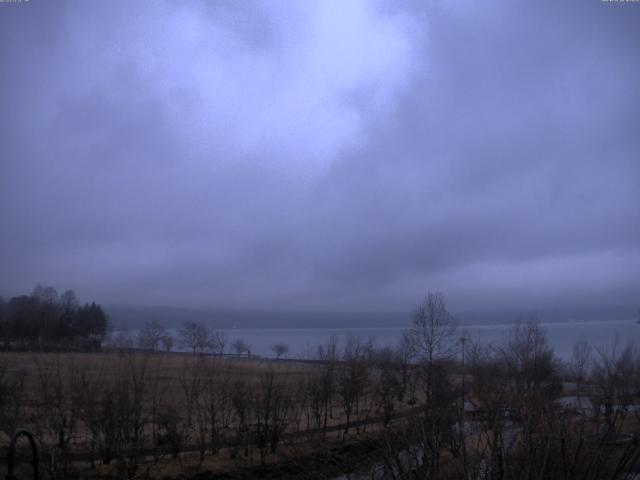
top-left (0, 350), bottom-right (417, 479)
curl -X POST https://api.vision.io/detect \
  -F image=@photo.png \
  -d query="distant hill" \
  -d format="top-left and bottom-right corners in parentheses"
top-left (104, 304), bottom-right (638, 330)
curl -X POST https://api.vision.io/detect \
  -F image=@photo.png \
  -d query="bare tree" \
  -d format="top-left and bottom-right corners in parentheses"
top-left (288, 374), bottom-right (308, 433)
top-left (379, 293), bottom-right (459, 480)
top-left (406, 292), bottom-right (457, 403)
top-left (179, 320), bottom-right (209, 354)
top-left (155, 358), bottom-right (205, 461)
top-left (138, 319), bottom-right (165, 352)
top-left (203, 362), bottom-right (234, 455)
top-left (207, 330), bottom-right (227, 356)
top-left (114, 353), bottom-right (152, 478)
top-left (498, 316), bottom-right (558, 395)
top-left (313, 335), bottom-right (338, 434)
top-left (76, 372), bottom-right (99, 469)
top-left (160, 334), bottom-right (174, 352)
top-left (495, 319), bottom-right (561, 478)
top-left (466, 341), bottom-right (512, 478)
top-left (270, 342), bottom-right (289, 359)
top-left (0, 357), bottom-right (26, 438)
top-left (252, 369), bottom-right (292, 464)
top-left (230, 377), bottom-right (252, 458)
top-left (339, 335), bottom-right (369, 434)
top-left (592, 339), bottom-right (639, 430)
top-left (570, 339), bottom-right (592, 387)
top-left (316, 333), bottom-right (339, 362)
top-left (32, 354), bottom-right (80, 479)
top-left (373, 350), bottom-right (400, 427)
top-left (395, 335), bottom-right (415, 403)
top-left (232, 338), bottom-right (250, 357)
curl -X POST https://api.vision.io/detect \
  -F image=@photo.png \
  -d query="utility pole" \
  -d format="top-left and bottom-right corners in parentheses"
top-left (459, 336), bottom-right (467, 477)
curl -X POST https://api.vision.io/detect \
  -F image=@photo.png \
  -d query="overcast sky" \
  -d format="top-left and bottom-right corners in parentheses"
top-left (1, 0), bottom-right (639, 312)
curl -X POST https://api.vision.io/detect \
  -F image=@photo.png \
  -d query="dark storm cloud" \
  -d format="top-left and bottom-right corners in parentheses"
top-left (1, 0), bottom-right (638, 312)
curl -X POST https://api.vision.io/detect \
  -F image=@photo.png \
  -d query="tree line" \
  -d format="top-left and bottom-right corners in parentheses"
top-left (110, 319), bottom-right (284, 359)
top-left (0, 285), bottom-right (109, 351)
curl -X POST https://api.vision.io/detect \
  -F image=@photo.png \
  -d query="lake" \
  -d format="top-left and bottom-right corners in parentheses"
top-left (217, 319), bottom-right (639, 360)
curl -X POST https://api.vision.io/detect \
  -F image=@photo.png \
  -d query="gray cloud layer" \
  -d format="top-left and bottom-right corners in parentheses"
top-left (1, 0), bottom-right (639, 312)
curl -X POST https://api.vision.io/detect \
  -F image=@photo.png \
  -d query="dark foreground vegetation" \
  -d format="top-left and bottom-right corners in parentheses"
top-left (0, 292), bottom-right (639, 479)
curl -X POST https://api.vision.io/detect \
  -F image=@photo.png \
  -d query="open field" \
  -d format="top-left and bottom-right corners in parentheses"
top-left (0, 349), bottom-right (422, 479)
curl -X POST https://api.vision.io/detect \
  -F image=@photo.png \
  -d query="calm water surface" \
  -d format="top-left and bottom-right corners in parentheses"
top-left (218, 319), bottom-right (639, 360)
